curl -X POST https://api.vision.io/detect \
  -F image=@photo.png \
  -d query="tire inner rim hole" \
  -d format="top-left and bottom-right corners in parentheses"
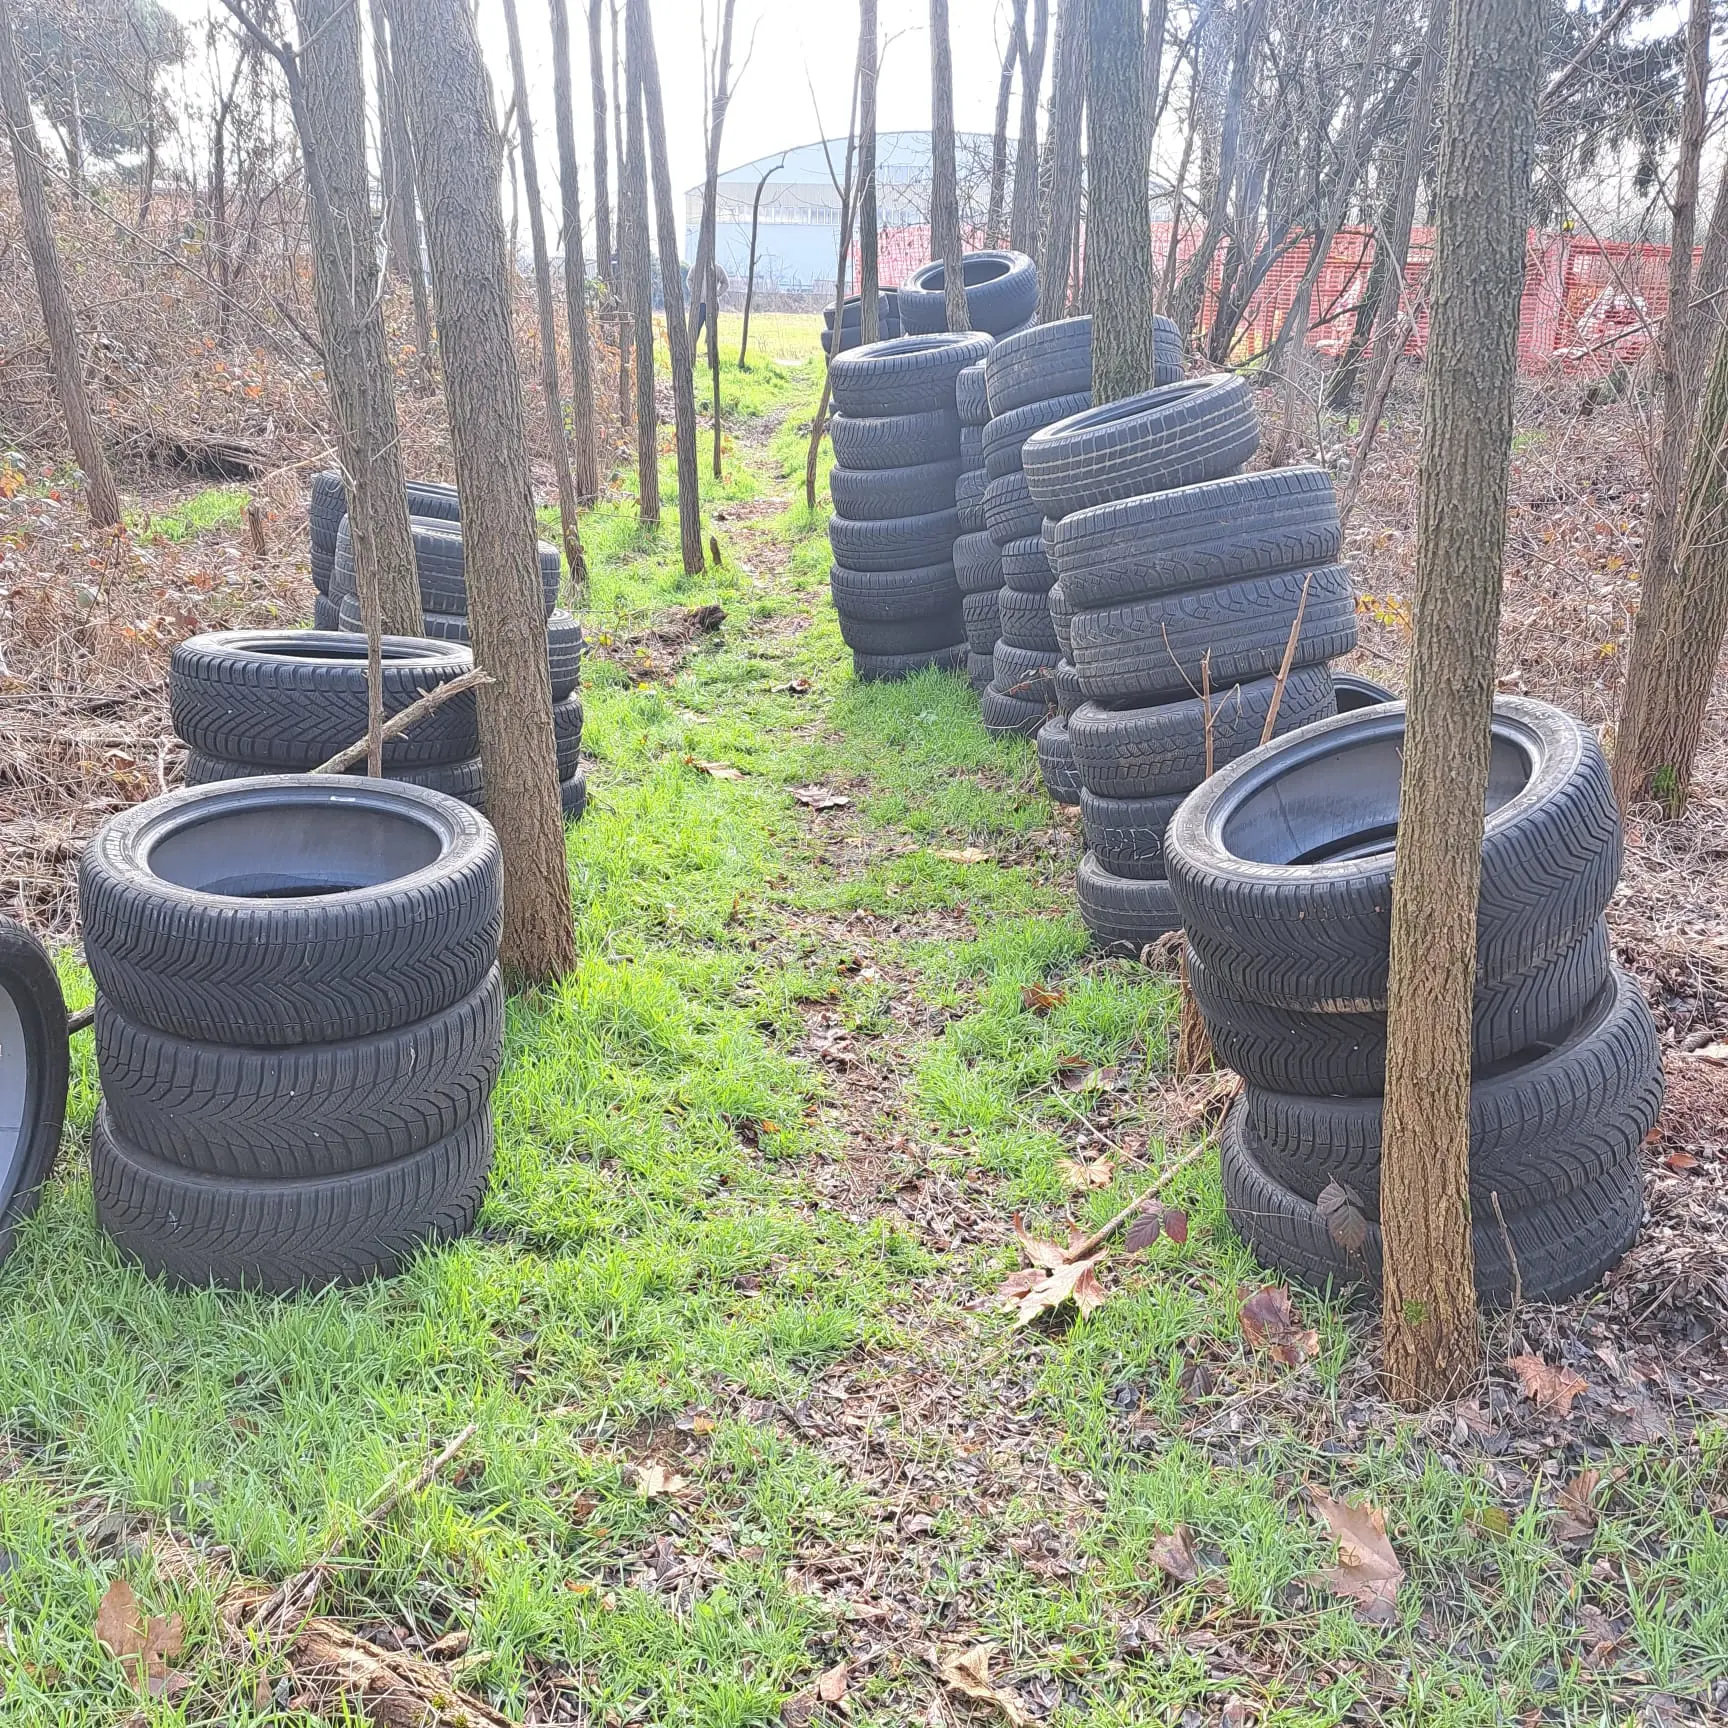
top-left (0, 983), bottom-right (28, 1207)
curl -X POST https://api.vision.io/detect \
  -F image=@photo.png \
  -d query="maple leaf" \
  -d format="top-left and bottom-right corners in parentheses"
top-left (1553, 1466), bottom-right (1602, 1542)
top-left (1508, 1354), bottom-right (1588, 1416)
top-left (1010, 1254), bottom-right (1108, 1326)
top-left (94, 1577), bottom-right (185, 1694)
top-left (1238, 1285), bottom-right (1319, 1365)
top-left (1012, 1215), bottom-right (1068, 1271)
top-left (995, 1267), bottom-right (1045, 1303)
top-left (1057, 1154), bottom-right (1114, 1190)
top-left (1315, 1178), bottom-right (1370, 1255)
top-left (1020, 982), bottom-right (1066, 1015)
top-left (935, 1643), bottom-right (1037, 1726)
top-left (1147, 1525), bottom-right (1198, 1584)
top-left (1308, 1490), bottom-right (1404, 1622)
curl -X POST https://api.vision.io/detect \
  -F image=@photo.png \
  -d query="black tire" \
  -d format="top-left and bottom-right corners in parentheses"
top-left (91, 1105), bottom-right (494, 1294)
top-left (97, 970), bottom-right (503, 1178)
top-left (829, 333), bottom-right (994, 416)
top-left (1220, 1103), bottom-right (1642, 1307)
top-left (405, 479), bottom-right (461, 524)
top-left (332, 517), bottom-right (559, 616)
top-left (967, 651), bottom-right (995, 691)
top-left (1194, 916), bottom-right (1616, 1101)
top-left (1000, 535), bottom-right (1056, 594)
top-left (310, 470), bottom-right (346, 557)
top-left (1048, 581), bottom-right (1073, 657)
top-left (956, 470), bottom-right (991, 534)
top-left (829, 560), bottom-right (961, 621)
top-left (852, 641), bottom-right (969, 682)
top-left (963, 588), bottom-right (1002, 653)
top-left (838, 607), bottom-right (967, 655)
top-left (984, 470), bottom-right (1045, 546)
top-left (553, 695), bottom-right (584, 780)
top-left (998, 586), bottom-right (1059, 653)
top-left (960, 425), bottom-right (985, 468)
top-left (829, 408), bottom-right (962, 470)
top-left (830, 458), bottom-right (965, 521)
top-left (828, 508), bottom-right (962, 573)
top-left (1166, 699), bottom-right (1624, 1011)
top-left (1067, 663), bottom-right (1336, 798)
top-left (182, 747), bottom-right (487, 809)
top-left (1153, 316), bottom-right (1183, 387)
top-left (992, 640), bottom-right (1060, 702)
top-left (824, 292), bottom-right (897, 331)
top-left (342, 603), bottom-right (583, 702)
top-left (80, 776), bottom-right (503, 1047)
top-left (981, 683), bottom-right (1048, 738)
top-left (1037, 717), bottom-right (1081, 804)
top-left (954, 531), bottom-right (1004, 595)
top-left (1070, 564), bottom-right (1357, 704)
top-left (898, 251), bottom-right (1037, 336)
top-left (1051, 467), bottom-right (1342, 611)
top-left (1077, 853), bottom-right (1181, 951)
top-left (0, 917), bottom-right (69, 1262)
top-left (1078, 788), bottom-right (1186, 880)
top-left (312, 593), bottom-right (342, 629)
top-left (1023, 374), bottom-right (1261, 519)
top-left (982, 391), bottom-right (1090, 479)
top-left (956, 359), bottom-right (992, 425)
top-left (1333, 671), bottom-right (1396, 711)
top-left (561, 767), bottom-right (588, 821)
top-left (985, 317), bottom-right (1091, 416)
top-left (1053, 659), bottom-right (1084, 718)
top-left (171, 629), bottom-right (479, 769)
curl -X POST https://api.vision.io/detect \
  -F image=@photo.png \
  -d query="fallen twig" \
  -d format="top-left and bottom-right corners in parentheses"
top-left (1061, 1138), bottom-right (1212, 1263)
top-left (312, 670), bottom-right (492, 776)
top-left (1260, 572), bottom-right (1315, 745)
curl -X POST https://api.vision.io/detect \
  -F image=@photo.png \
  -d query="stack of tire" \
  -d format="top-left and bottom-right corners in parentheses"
top-left (80, 776), bottom-right (505, 1293)
top-left (308, 470), bottom-right (459, 632)
top-left (822, 291), bottom-right (901, 357)
top-left (953, 353), bottom-right (1000, 691)
top-left (1024, 376), bottom-right (1360, 952)
top-left (896, 251), bottom-right (1038, 339)
top-left (1164, 697), bottom-right (1661, 1305)
top-left (826, 332), bottom-right (993, 681)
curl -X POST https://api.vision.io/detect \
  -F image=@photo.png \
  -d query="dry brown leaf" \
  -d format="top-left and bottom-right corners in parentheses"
top-left (1012, 1215), bottom-right (1068, 1271)
top-left (935, 1643), bottom-right (1037, 1726)
top-left (631, 1463), bottom-right (688, 1499)
top-left (1220, 1699), bottom-right (1254, 1728)
top-left (933, 846), bottom-right (990, 864)
top-left (1147, 1525), bottom-right (1198, 1584)
top-left (995, 1267), bottom-right (1045, 1303)
top-left (1008, 1254), bottom-right (1108, 1326)
top-left (793, 785), bottom-right (850, 809)
top-left (1508, 1354), bottom-right (1588, 1416)
top-left (816, 1662), bottom-right (850, 1703)
top-left (1309, 1490), bottom-right (1404, 1622)
top-left (1057, 1155), bottom-right (1114, 1190)
top-left (689, 759), bottom-right (745, 780)
top-left (423, 1628), bottom-right (471, 1660)
top-left (1238, 1285), bottom-right (1319, 1365)
top-left (94, 1577), bottom-right (184, 1694)
top-left (1315, 1179), bottom-right (1370, 1255)
top-left (1553, 1467), bottom-right (1602, 1542)
top-left (1663, 1149), bottom-right (1700, 1171)
top-left (95, 1578), bottom-right (145, 1666)
top-left (1020, 983), bottom-right (1066, 1015)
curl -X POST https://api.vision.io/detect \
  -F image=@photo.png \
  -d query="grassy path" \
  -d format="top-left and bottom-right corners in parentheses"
top-left (1, 357), bottom-right (1723, 1726)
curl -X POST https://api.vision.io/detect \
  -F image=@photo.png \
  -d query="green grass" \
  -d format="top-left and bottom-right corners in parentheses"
top-left (127, 485), bottom-right (252, 543)
top-left (3, 350), bottom-right (1722, 1726)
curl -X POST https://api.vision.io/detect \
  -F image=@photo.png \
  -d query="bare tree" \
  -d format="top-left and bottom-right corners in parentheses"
top-left (619, 4), bottom-right (656, 523)
top-left (1379, 0), bottom-right (1544, 1404)
top-left (385, 0), bottom-right (575, 984)
top-left (0, 0), bottom-right (122, 527)
top-left (1141, 0), bottom-right (1166, 163)
top-left (630, 0), bottom-right (704, 575)
top-left (369, 0), bottom-right (435, 381)
top-left (857, 0), bottom-right (881, 342)
top-left (685, 0), bottom-right (739, 353)
top-left (1009, 0), bottom-right (1048, 256)
top-left (1038, 0), bottom-right (1087, 321)
top-left (986, 0), bottom-right (1028, 246)
top-left (1087, 0), bottom-right (1154, 399)
top-left (738, 158), bottom-right (783, 366)
top-left (550, 0), bottom-right (601, 505)
top-left (930, 0), bottom-right (971, 331)
top-left (806, 48), bottom-right (865, 510)
top-left (586, 0), bottom-right (612, 286)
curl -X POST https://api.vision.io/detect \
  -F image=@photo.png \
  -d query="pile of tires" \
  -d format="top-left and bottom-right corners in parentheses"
top-left (81, 777), bottom-right (504, 1293)
top-left (307, 469), bottom-right (459, 632)
top-left (897, 251), bottom-right (1038, 337)
top-left (954, 351), bottom-right (999, 691)
top-left (1166, 697), bottom-right (1659, 1305)
top-left (1026, 377), bottom-right (1360, 951)
top-left (826, 332), bottom-right (993, 682)
top-left (980, 315), bottom-right (1183, 761)
top-left (821, 291), bottom-right (902, 357)
top-left (0, 916), bottom-right (69, 1265)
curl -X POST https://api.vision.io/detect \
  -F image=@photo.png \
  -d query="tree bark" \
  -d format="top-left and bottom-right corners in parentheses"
top-left (619, 13), bottom-right (657, 523)
top-left (685, 0), bottom-right (738, 354)
top-left (630, 0), bottom-right (705, 575)
top-left (858, 0), bottom-right (881, 341)
top-left (1086, 0), bottom-right (1154, 401)
top-left (550, 0), bottom-right (602, 507)
top-left (1038, 0), bottom-right (1087, 322)
top-left (384, 0), bottom-right (575, 985)
top-left (371, 0), bottom-right (437, 384)
top-left (0, 0), bottom-right (122, 528)
top-left (586, 0), bottom-right (613, 287)
top-left (986, 0), bottom-right (1027, 247)
top-left (1009, 0), bottom-right (1048, 257)
top-left (1379, 0), bottom-right (1544, 1405)
top-left (929, 0), bottom-right (971, 332)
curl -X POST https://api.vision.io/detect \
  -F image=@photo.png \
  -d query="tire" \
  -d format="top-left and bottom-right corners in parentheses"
top-left (998, 586), bottom-right (1059, 653)
top-left (838, 606), bottom-right (967, 655)
top-left (0, 917), bottom-right (69, 1262)
top-left (1153, 315), bottom-right (1183, 387)
top-left (981, 683), bottom-right (1048, 738)
top-left (91, 1105), bottom-right (494, 1294)
top-left (954, 531), bottom-right (1004, 594)
top-left (1333, 671), bottom-right (1395, 711)
top-left (1051, 467), bottom-right (1343, 611)
top-left (984, 470), bottom-right (1045, 546)
top-left (1067, 663), bottom-right (1336, 797)
top-left (182, 748), bottom-right (488, 809)
top-left (985, 317), bottom-right (1091, 416)
top-left (852, 641), bottom-right (969, 682)
top-left (1165, 698), bottom-right (1624, 1011)
top-left (824, 292), bottom-right (897, 331)
top-left (830, 561), bottom-right (961, 621)
top-left (332, 517), bottom-right (559, 616)
top-left (963, 588), bottom-right (1002, 653)
top-left (170, 629), bottom-right (479, 769)
top-left (96, 970), bottom-right (504, 1179)
top-left (80, 776), bottom-right (503, 1047)
top-left (346, 604), bottom-right (584, 702)
top-left (310, 470), bottom-right (346, 558)
top-left (957, 470), bottom-right (990, 534)
top-left (992, 640), bottom-right (1060, 702)
top-left (956, 360), bottom-right (992, 425)
top-left (967, 652), bottom-right (996, 691)
top-left (960, 425), bottom-right (985, 468)
top-left (1220, 1103), bottom-right (1642, 1307)
top-left (829, 408), bottom-right (962, 469)
top-left (830, 458), bottom-right (965, 521)
top-left (1000, 535), bottom-right (1056, 594)
top-left (1194, 916), bottom-right (1616, 1100)
top-left (553, 695), bottom-right (584, 780)
top-left (1048, 581), bottom-right (1073, 657)
top-left (828, 508), bottom-right (962, 572)
top-left (312, 593), bottom-right (342, 629)
top-left (1077, 854), bottom-right (1181, 952)
top-left (982, 391), bottom-right (1090, 479)
top-left (405, 479), bottom-right (461, 524)
top-left (1053, 659), bottom-right (1084, 718)
top-left (561, 767), bottom-right (588, 820)
top-left (1037, 717), bottom-right (1082, 804)
top-left (1078, 788), bottom-right (1186, 880)
top-left (829, 333), bottom-right (994, 417)
top-left (898, 251), bottom-right (1037, 337)
top-left (1023, 374), bottom-right (1261, 519)
top-left (1070, 564), bottom-right (1358, 704)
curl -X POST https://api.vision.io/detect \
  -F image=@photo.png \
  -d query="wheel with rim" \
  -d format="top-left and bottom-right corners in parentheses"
top-left (0, 918), bottom-right (69, 1264)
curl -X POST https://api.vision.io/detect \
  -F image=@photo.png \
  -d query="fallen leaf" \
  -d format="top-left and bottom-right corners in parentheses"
top-left (1238, 1285), bottom-right (1318, 1365)
top-left (631, 1463), bottom-right (687, 1498)
top-left (95, 1578), bottom-right (145, 1667)
top-left (935, 1643), bottom-right (1036, 1726)
top-left (94, 1578), bottom-right (184, 1693)
top-left (1308, 1490), bottom-right (1404, 1621)
top-left (1123, 1209), bottom-right (1162, 1253)
top-left (1663, 1149), bottom-right (1700, 1172)
top-left (1020, 982), bottom-right (1066, 1015)
top-left (423, 1629), bottom-right (471, 1659)
top-left (793, 784), bottom-right (850, 809)
top-left (1508, 1354), bottom-right (1588, 1416)
top-left (1006, 1253), bottom-right (1108, 1326)
top-left (995, 1267), bottom-right (1045, 1302)
top-left (1013, 1215), bottom-right (1068, 1271)
top-left (689, 758), bottom-right (745, 780)
top-left (1220, 1698), bottom-right (1254, 1728)
top-left (1553, 1467), bottom-right (1602, 1542)
top-left (1057, 1155), bottom-right (1114, 1190)
top-left (811, 1662), bottom-right (849, 1704)
top-left (932, 847), bottom-right (989, 864)
top-left (1693, 1042), bottom-right (1728, 1064)
top-left (1577, 1604), bottom-right (1622, 1666)
top-left (1472, 1505), bottom-right (1511, 1538)
top-left (1160, 1206), bottom-right (1189, 1246)
top-left (1147, 1525), bottom-right (1198, 1584)
top-left (1315, 1178), bottom-right (1370, 1255)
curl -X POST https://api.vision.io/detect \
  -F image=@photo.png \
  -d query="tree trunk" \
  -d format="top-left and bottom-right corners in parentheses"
top-left (1379, 0), bottom-right (1544, 1405)
top-left (929, 0), bottom-right (971, 332)
top-left (370, 0), bottom-right (437, 383)
top-left (631, 0), bottom-right (705, 575)
top-left (372, 0), bottom-right (412, 281)
top-left (858, 0), bottom-right (880, 341)
top-left (685, 0), bottom-right (738, 353)
top-left (586, 0), bottom-right (613, 287)
top-left (550, 0), bottom-right (601, 507)
top-left (1086, 0), bottom-right (1154, 401)
top-left (807, 46), bottom-right (865, 513)
top-left (738, 162), bottom-right (780, 365)
top-left (1038, 0), bottom-right (1086, 322)
top-left (708, 250), bottom-right (723, 478)
top-left (1157, 78), bottom-right (1201, 311)
top-left (1614, 0), bottom-right (1712, 814)
top-left (1009, 0), bottom-right (1048, 256)
top-left (1141, 0), bottom-right (1166, 165)
top-left (986, 0), bottom-right (1027, 247)
top-left (620, 15), bottom-right (657, 523)
top-left (384, 0), bottom-right (575, 986)
top-left (0, 0), bottom-right (122, 528)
